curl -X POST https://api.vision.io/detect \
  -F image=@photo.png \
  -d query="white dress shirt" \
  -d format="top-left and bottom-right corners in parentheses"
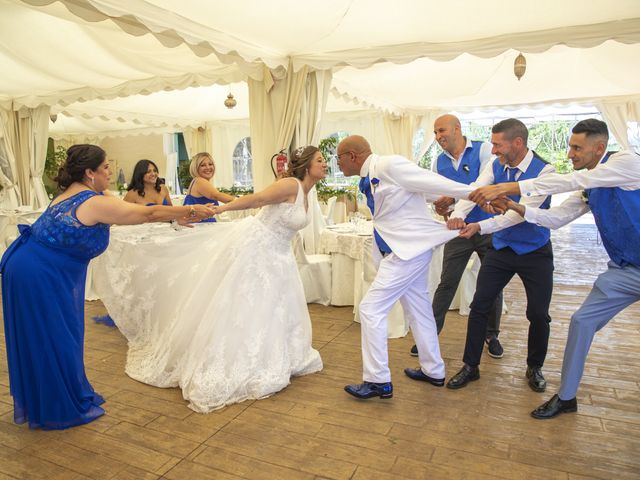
top-left (519, 150), bottom-right (640, 196)
top-left (442, 138), bottom-right (494, 172)
top-left (521, 150), bottom-right (640, 229)
top-left (451, 149), bottom-right (555, 234)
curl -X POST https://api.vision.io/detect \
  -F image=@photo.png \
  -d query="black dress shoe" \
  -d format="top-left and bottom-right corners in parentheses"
top-left (344, 381), bottom-right (393, 399)
top-left (446, 364), bottom-right (480, 389)
top-left (404, 367), bottom-right (445, 387)
top-left (526, 366), bottom-right (547, 392)
top-left (531, 394), bottom-right (577, 419)
top-left (410, 345), bottom-right (418, 357)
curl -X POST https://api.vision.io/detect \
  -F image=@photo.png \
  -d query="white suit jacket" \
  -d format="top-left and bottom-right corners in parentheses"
top-left (362, 153), bottom-right (474, 261)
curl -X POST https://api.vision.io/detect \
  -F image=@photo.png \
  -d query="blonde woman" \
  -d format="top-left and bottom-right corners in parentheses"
top-left (183, 152), bottom-right (235, 222)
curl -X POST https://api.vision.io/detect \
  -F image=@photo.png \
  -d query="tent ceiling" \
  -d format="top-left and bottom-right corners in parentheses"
top-left (3, 0), bottom-right (640, 137)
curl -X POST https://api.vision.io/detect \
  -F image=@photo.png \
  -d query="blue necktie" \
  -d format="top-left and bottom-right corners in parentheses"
top-left (507, 167), bottom-right (518, 182)
top-left (359, 176), bottom-right (392, 255)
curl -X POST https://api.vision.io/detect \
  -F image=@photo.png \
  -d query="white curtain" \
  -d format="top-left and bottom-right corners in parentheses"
top-left (162, 133), bottom-right (180, 195)
top-left (415, 109), bottom-right (447, 165)
top-left (0, 105), bottom-right (22, 208)
top-left (320, 110), bottom-right (392, 154)
top-left (9, 105), bottom-right (51, 208)
top-left (209, 119), bottom-right (250, 188)
top-left (248, 62), bottom-right (309, 191)
top-left (292, 69), bottom-right (333, 254)
top-left (383, 113), bottom-right (420, 160)
top-left (597, 101), bottom-right (631, 150)
top-left (29, 106), bottom-right (50, 208)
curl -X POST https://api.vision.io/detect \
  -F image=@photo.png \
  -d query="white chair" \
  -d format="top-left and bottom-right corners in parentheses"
top-left (292, 232), bottom-right (332, 306)
top-left (324, 196), bottom-right (337, 225)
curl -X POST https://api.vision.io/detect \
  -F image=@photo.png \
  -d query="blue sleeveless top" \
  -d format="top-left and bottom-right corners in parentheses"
top-left (145, 198), bottom-right (170, 206)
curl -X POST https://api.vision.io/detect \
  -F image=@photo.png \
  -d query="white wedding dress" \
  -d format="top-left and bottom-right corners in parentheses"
top-left (121, 179), bottom-right (323, 412)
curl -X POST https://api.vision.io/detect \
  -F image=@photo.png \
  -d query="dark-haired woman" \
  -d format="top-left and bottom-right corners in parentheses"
top-left (122, 146), bottom-right (326, 412)
top-left (0, 145), bottom-right (213, 430)
top-left (123, 159), bottom-right (172, 206)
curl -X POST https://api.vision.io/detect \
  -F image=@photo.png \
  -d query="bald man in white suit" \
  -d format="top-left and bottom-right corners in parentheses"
top-left (337, 135), bottom-right (474, 399)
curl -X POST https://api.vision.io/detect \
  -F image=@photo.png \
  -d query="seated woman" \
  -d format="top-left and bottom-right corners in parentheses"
top-left (124, 159), bottom-right (172, 206)
top-left (183, 152), bottom-right (235, 222)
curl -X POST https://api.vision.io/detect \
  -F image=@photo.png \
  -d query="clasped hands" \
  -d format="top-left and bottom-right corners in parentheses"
top-left (176, 204), bottom-right (217, 228)
top-left (445, 185), bottom-right (517, 237)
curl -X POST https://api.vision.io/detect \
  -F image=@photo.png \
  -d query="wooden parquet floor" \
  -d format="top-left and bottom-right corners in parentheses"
top-left (1, 223), bottom-right (638, 479)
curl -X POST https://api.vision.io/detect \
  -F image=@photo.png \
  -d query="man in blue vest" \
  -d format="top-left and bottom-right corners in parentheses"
top-left (470, 119), bottom-right (640, 418)
top-left (409, 114), bottom-right (504, 360)
top-left (445, 118), bottom-right (556, 391)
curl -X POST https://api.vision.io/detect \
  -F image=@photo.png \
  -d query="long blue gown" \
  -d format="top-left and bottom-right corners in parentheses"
top-left (183, 194), bottom-right (219, 223)
top-left (1, 190), bottom-right (110, 429)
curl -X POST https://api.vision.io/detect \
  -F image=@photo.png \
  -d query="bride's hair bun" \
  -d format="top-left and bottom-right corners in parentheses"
top-left (281, 145), bottom-right (320, 181)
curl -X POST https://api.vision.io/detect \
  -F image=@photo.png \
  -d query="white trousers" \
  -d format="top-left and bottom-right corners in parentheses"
top-left (359, 249), bottom-right (444, 383)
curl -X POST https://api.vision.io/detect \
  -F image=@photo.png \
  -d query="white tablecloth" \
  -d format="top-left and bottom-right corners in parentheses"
top-left (319, 222), bottom-right (480, 338)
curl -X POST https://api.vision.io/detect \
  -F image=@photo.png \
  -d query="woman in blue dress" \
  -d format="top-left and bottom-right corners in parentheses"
top-left (183, 152), bottom-right (236, 222)
top-left (0, 145), bottom-right (214, 430)
top-left (123, 159), bottom-right (172, 206)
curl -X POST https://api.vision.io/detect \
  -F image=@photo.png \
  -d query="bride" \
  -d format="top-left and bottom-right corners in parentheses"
top-left (123, 145), bottom-right (326, 412)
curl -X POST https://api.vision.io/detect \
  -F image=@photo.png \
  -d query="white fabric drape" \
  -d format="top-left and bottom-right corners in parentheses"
top-left (320, 110), bottom-right (392, 155)
top-left (383, 113), bottom-right (420, 160)
top-left (248, 62), bottom-right (309, 191)
top-left (8, 105), bottom-right (51, 208)
top-left (414, 109), bottom-right (446, 164)
top-left (209, 120), bottom-right (250, 188)
top-left (597, 98), bottom-right (640, 151)
top-left (292, 69), bottom-right (333, 254)
top-left (162, 133), bottom-right (180, 195)
top-left (0, 106), bottom-right (22, 209)
top-left (29, 106), bottom-right (51, 208)
top-left (597, 101), bottom-right (631, 150)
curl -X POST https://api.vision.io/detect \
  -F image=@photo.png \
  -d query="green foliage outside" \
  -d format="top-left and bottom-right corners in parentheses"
top-left (317, 136), bottom-right (356, 202)
top-left (415, 119), bottom-right (612, 174)
top-left (44, 139), bottom-right (67, 196)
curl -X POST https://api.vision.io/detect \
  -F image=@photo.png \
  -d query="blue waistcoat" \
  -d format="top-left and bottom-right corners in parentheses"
top-left (492, 153), bottom-right (552, 255)
top-left (437, 140), bottom-right (492, 224)
top-left (586, 153), bottom-right (640, 267)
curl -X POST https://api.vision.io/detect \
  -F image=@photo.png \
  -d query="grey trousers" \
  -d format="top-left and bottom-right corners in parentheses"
top-left (432, 234), bottom-right (502, 337)
top-left (558, 262), bottom-right (640, 400)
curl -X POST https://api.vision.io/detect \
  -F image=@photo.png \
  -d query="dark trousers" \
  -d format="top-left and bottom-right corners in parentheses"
top-left (462, 242), bottom-right (554, 368)
top-left (432, 234), bottom-right (502, 336)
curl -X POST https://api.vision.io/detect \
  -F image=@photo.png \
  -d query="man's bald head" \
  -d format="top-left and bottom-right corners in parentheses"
top-left (435, 114), bottom-right (461, 130)
top-left (433, 114), bottom-right (464, 155)
top-left (339, 135), bottom-right (372, 155)
top-left (336, 135), bottom-right (373, 177)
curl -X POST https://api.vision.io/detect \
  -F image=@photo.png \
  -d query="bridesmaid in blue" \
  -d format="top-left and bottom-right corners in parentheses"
top-left (123, 159), bottom-right (172, 206)
top-left (0, 145), bottom-right (214, 430)
top-left (183, 152), bottom-right (236, 222)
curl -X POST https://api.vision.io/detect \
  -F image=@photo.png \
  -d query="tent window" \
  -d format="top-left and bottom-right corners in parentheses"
top-left (232, 137), bottom-right (252, 187)
top-left (322, 131), bottom-right (351, 186)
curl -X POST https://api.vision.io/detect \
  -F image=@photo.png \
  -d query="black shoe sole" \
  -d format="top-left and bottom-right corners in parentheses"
top-left (344, 387), bottom-right (393, 400)
top-left (487, 351), bottom-right (504, 359)
top-left (410, 352), bottom-right (419, 357)
top-left (528, 382), bottom-right (547, 393)
top-left (404, 370), bottom-right (445, 387)
top-left (530, 406), bottom-right (577, 419)
top-left (446, 373), bottom-right (480, 389)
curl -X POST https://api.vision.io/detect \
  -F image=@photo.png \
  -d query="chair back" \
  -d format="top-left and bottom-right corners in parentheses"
top-left (292, 232), bottom-right (310, 265)
top-left (324, 196), bottom-right (337, 225)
